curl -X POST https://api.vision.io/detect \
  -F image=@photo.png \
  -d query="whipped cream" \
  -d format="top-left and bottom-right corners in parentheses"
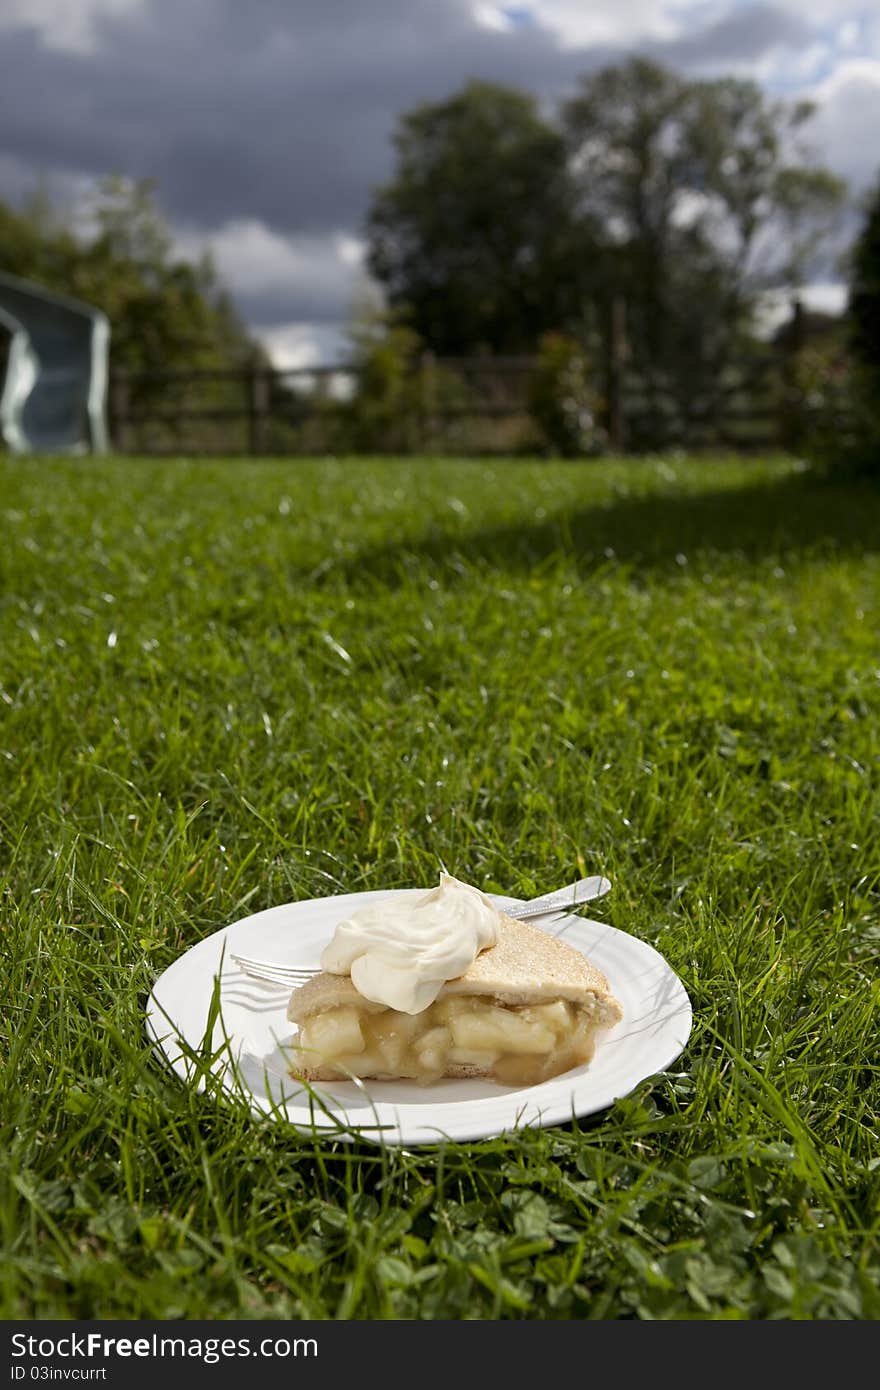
top-left (320, 873), bottom-right (500, 1014)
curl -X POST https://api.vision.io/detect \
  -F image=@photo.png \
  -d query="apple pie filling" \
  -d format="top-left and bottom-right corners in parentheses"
top-left (289, 994), bottom-right (604, 1086)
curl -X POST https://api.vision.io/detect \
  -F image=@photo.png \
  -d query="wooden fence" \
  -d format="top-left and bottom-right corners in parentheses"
top-left (108, 303), bottom-right (810, 457)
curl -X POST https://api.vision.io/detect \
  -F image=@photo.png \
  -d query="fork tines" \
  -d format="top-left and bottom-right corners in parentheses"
top-left (230, 953), bottom-right (318, 985)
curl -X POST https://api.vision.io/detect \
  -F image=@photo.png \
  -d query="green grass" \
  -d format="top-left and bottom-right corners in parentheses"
top-left (0, 451), bottom-right (878, 1320)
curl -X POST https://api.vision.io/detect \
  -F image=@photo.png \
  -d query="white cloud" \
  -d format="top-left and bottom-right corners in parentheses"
top-left (473, 4), bottom-right (517, 34)
top-left (812, 53), bottom-right (880, 96)
top-left (807, 57), bottom-right (880, 194)
top-left (803, 281), bottom-right (848, 314)
top-left (773, 0), bottom-right (874, 22)
top-left (523, 0), bottom-right (682, 48)
top-left (755, 280), bottom-right (847, 336)
top-left (256, 322), bottom-right (350, 370)
top-left (336, 235), bottom-right (366, 268)
top-left (174, 221), bottom-right (319, 296)
top-left (172, 220), bottom-right (370, 325)
top-left (521, 0), bottom-right (879, 85)
top-left (0, 0), bottom-right (139, 54)
top-left (786, 40), bottom-right (835, 82)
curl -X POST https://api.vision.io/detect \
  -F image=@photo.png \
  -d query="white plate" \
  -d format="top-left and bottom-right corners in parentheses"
top-left (146, 891), bottom-right (692, 1146)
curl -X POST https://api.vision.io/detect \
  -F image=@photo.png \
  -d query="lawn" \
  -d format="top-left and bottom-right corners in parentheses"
top-left (0, 451), bottom-right (878, 1320)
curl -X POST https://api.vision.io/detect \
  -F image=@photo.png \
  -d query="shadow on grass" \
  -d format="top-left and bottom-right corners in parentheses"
top-left (333, 468), bottom-right (880, 585)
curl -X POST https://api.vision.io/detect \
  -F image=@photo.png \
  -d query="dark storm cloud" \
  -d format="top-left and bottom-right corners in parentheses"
top-left (1, 0), bottom-right (571, 234)
top-left (0, 0), bottom-right (810, 234)
top-left (0, 1), bottom-right (820, 330)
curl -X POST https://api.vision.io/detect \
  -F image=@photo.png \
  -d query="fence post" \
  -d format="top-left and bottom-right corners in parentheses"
top-left (605, 296), bottom-right (627, 453)
top-left (781, 295), bottom-right (806, 450)
top-left (248, 364), bottom-right (271, 455)
top-left (788, 295), bottom-right (805, 354)
top-left (109, 371), bottom-right (130, 454)
top-left (419, 350), bottom-right (436, 453)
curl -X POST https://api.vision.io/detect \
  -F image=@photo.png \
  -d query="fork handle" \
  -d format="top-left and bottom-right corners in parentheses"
top-left (503, 875), bottom-right (611, 920)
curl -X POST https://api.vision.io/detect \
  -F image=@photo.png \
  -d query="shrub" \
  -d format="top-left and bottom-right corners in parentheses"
top-left (799, 350), bottom-right (880, 478)
top-left (528, 332), bottom-right (604, 457)
top-left (346, 324), bottom-right (425, 452)
top-left (807, 178), bottom-right (880, 478)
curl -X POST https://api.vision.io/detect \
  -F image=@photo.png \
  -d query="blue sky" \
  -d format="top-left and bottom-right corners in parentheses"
top-left (1, 0), bottom-right (878, 364)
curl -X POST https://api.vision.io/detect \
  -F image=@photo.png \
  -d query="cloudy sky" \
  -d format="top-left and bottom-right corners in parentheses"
top-left (1, 0), bottom-right (879, 365)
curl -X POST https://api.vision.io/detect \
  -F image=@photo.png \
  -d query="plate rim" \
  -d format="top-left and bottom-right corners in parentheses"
top-left (146, 888), bottom-right (693, 1146)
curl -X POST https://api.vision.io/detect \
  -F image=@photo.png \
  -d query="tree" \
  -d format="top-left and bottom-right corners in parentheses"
top-left (562, 59), bottom-right (846, 416)
top-left (849, 177), bottom-right (880, 370)
top-left (343, 291), bottom-right (425, 451)
top-left (787, 179), bottom-right (880, 479)
top-left (366, 81), bottom-right (593, 356)
top-left (366, 62), bottom-right (844, 445)
top-left (0, 176), bottom-right (259, 374)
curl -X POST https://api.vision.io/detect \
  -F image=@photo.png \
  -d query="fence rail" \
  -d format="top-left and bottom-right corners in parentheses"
top-left (108, 304), bottom-right (808, 456)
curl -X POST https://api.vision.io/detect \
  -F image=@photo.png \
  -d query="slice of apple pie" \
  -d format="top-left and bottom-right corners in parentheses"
top-left (287, 912), bottom-right (623, 1087)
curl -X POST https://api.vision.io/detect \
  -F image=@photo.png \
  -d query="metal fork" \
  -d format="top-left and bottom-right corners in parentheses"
top-left (230, 875), bottom-right (611, 987)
